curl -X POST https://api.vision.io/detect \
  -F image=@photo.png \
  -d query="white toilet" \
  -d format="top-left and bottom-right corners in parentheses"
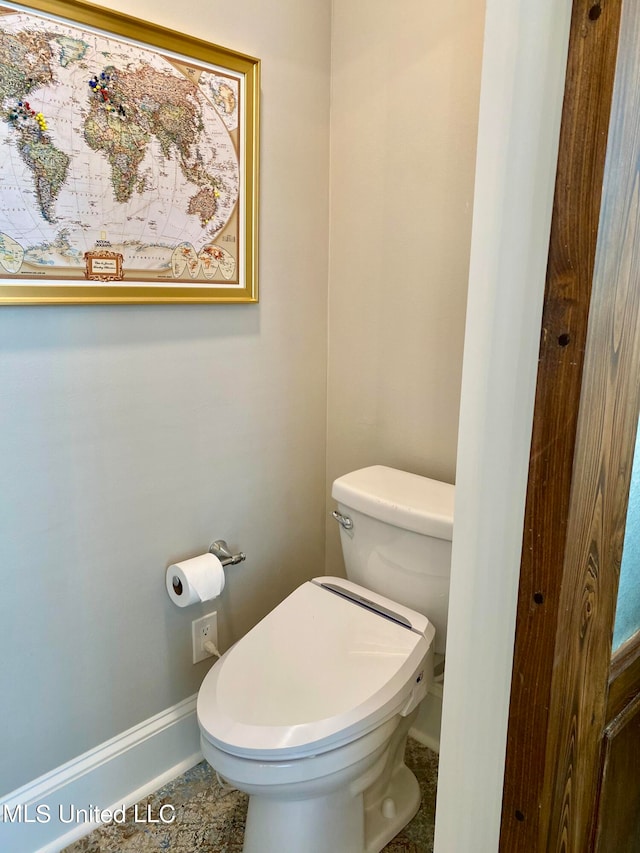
top-left (197, 465), bottom-right (454, 853)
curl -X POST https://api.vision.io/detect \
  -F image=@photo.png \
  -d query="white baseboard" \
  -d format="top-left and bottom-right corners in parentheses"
top-left (0, 694), bottom-right (203, 853)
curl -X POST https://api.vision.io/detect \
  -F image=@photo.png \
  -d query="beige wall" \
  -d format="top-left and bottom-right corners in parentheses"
top-left (326, 0), bottom-right (485, 572)
top-left (0, 0), bottom-right (331, 796)
top-left (0, 0), bottom-right (488, 804)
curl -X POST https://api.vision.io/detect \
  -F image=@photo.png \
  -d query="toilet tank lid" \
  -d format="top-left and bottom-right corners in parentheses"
top-left (332, 466), bottom-right (454, 540)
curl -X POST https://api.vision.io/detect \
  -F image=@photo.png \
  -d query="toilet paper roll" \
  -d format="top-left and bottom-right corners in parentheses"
top-left (166, 553), bottom-right (225, 607)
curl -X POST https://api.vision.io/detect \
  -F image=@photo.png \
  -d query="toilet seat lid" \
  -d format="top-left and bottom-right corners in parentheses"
top-left (197, 578), bottom-right (434, 759)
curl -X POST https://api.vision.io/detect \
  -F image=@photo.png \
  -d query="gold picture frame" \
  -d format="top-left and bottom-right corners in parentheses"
top-left (0, 0), bottom-right (259, 304)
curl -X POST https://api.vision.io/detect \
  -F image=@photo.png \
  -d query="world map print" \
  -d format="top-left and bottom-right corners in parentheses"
top-left (0, 6), bottom-right (242, 285)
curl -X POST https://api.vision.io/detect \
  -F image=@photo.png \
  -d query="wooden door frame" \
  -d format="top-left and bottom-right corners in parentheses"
top-left (500, 0), bottom-right (640, 850)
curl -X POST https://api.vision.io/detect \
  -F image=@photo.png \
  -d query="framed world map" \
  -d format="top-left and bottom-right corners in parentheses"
top-left (0, 0), bottom-right (259, 303)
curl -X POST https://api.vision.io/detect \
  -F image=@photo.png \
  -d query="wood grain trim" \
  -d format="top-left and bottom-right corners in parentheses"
top-left (499, 1), bottom-right (623, 850)
top-left (542, 0), bottom-right (640, 841)
top-left (607, 631), bottom-right (640, 721)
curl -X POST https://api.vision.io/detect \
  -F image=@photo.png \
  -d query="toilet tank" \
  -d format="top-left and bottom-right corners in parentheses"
top-left (332, 466), bottom-right (454, 655)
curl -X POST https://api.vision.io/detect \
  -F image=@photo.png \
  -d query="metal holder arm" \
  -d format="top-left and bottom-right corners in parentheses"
top-left (209, 539), bottom-right (246, 567)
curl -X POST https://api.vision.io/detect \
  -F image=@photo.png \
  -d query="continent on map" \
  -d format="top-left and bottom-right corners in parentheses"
top-left (0, 30), bottom-right (54, 100)
top-left (1, 30), bottom-right (70, 222)
top-left (188, 188), bottom-right (219, 227)
top-left (84, 64), bottom-right (227, 223)
top-left (84, 107), bottom-right (150, 204)
top-left (25, 230), bottom-right (84, 268)
top-left (16, 130), bottom-right (69, 222)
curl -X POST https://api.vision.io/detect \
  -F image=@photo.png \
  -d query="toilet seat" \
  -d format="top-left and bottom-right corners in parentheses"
top-left (197, 578), bottom-right (435, 761)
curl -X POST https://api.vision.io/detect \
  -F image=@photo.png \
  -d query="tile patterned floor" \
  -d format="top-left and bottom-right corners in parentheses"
top-left (63, 739), bottom-right (438, 853)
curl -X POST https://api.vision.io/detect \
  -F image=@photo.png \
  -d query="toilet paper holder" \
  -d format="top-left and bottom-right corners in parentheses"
top-left (209, 539), bottom-right (246, 567)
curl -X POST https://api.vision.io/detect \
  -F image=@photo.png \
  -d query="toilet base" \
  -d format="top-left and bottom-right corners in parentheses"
top-left (364, 762), bottom-right (420, 853)
top-left (241, 762), bottom-right (420, 853)
top-left (236, 712), bottom-right (420, 853)
top-left (243, 786), bottom-right (366, 853)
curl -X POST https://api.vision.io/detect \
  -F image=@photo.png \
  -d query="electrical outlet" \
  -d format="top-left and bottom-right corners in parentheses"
top-left (192, 612), bottom-right (218, 664)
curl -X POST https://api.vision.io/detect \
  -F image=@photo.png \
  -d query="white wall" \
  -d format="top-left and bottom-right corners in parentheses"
top-left (2, 4), bottom-right (562, 849)
top-left (326, 0), bottom-right (485, 571)
top-left (0, 0), bottom-right (331, 796)
top-left (434, 1), bottom-right (572, 850)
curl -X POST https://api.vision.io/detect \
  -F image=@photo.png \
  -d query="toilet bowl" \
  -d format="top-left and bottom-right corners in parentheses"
top-left (197, 577), bottom-right (435, 853)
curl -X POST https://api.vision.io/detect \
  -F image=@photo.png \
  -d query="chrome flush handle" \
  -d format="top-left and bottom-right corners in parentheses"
top-left (331, 510), bottom-right (353, 530)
